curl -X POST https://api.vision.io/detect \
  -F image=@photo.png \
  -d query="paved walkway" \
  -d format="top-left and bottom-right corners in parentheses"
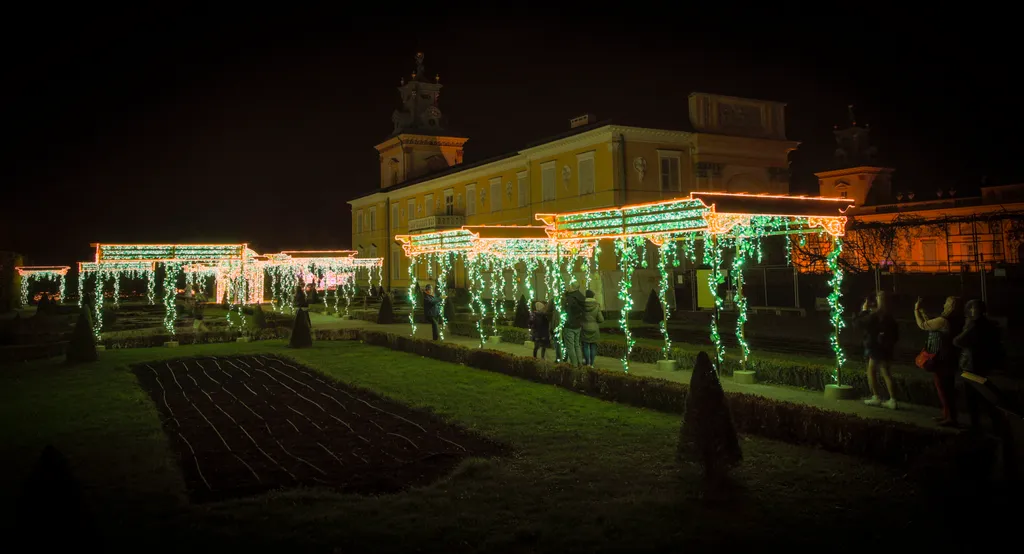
top-left (310, 313), bottom-right (952, 433)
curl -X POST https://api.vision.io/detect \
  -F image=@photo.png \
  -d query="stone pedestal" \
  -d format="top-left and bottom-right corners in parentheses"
top-left (823, 384), bottom-right (856, 400)
top-left (164, 341), bottom-right (179, 348)
top-left (733, 370), bottom-right (757, 384)
top-left (236, 337), bottom-right (250, 343)
top-left (487, 336), bottom-right (502, 345)
top-left (656, 359), bottom-right (679, 371)
top-left (524, 340), bottom-right (535, 352)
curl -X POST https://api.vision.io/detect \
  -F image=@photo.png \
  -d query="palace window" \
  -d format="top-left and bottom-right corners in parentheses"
top-left (407, 199), bottom-right (416, 222)
top-left (490, 177), bottom-right (502, 212)
top-left (517, 171), bottom-right (528, 207)
top-left (577, 151), bottom-right (595, 195)
top-left (424, 194), bottom-right (434, 216)
top-left (466, 184), bottom-right (477, 215)
top-left (541, 161), bottom-right (556, 201)
top-left (391, 250), bottom-right (401, 280)
top-left (356, 210), bottom-right (363, 233)
top-left (391, 204), bottom-right (399, 228)
top-left (368, 207), bottom-right (376, 231)
top-left (921, 240), bottom-right (937, 264)
top-left (658, 150), bottom-right (682, 192)
top-left (444, 188), bottom-right (454, 215)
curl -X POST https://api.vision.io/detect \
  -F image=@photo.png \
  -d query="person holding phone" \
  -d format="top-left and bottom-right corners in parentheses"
top-left (914, 296), bottom-right (964, 426)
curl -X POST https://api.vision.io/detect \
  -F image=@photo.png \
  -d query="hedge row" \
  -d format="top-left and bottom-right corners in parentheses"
top-left (443, 321), bottom-right (946, 409)
top-left (308, 327), bottom-right (949, 467)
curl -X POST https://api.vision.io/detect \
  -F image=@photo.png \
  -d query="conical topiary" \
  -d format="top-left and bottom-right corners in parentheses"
top-left (642, 288), bottom-right (664, 325)
top-left (65, 307), bottom-right (98, 364)
top-left (377, 294), bottom-right (395, 324)
top-left (289, 310), bottom-right (313, 348)
top-left (677, 351), bottom-right (741, 479)
top-left (251, 303), bottom-right (267, 329)
top-left (514, 294), bottom-right (530, 328)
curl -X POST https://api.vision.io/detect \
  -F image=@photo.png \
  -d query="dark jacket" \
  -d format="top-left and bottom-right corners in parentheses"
top-left (530, 310), bottom-right (551, 344)
top-left (422, 293), bottom-right (440, 318)
top-left (856, 309), bottom-right (898, 360)
top-left (953, 316), bottom-right (1002, 375)
top-left (294, 290), bottom-right (308, 309)
top-left (562, 289), bottom-right (586, 329)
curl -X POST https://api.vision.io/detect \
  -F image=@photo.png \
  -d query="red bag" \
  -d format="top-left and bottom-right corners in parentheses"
top-left (915, 349), bottom-right (937, 372)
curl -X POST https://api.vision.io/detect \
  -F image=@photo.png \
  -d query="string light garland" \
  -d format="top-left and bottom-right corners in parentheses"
top-left (15, 266), bottom-right (70, 307)
top-left (407, 259), bottom-right (418, 336)
top-left (826, 234), bottom-right (847, 383)
top-left (614, 237), bottom-right (642, 371)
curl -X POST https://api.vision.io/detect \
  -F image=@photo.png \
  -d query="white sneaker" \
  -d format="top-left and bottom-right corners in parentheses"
top-left (864, 396), bottom-right (881, 406)
top-left (882, 398), bottom-right (898, 410)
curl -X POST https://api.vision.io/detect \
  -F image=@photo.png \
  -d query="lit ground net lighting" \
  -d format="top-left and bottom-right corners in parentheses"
top-left (133, 355), bottom-right (506, 502)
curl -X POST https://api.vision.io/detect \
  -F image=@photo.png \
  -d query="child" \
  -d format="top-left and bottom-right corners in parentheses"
top-left (530, 301), bottom-right (552, 359)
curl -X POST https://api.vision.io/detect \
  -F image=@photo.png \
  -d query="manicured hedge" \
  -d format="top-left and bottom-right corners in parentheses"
top-left (311, 327), bottom-right (950, 467)
top-left (444, 321), bottom-right (946, 409)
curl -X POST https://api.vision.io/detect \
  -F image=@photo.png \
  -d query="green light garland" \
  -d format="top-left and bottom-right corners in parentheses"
top-left (407, 259), bottom-right (418, 336)
top-left (701, 232), bottom-right (726, 369)
top-left (614, 237), bottom-right (643, 371)
top-left (435, 252), bottom-right (453, 339)
top-left (826, 235), bottom-right (847, 383)
top-left (656, 240), bottom-right (676, 359)
top-left (466, 258), bottom-right (486, 347)
top-left (18, 270), bottom-right (68, 306)
top-left (77, 272), bottom-right (85, 307)
top-left (163, 262), bottom-right (182, 335)
top-left (93, 269), bottom-right (105, 340)
top-left (732, 237), bottom-right (756, 366)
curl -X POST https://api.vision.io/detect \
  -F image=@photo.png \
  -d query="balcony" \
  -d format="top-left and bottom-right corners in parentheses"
top-left (408, 214), bottom-right (465, 232)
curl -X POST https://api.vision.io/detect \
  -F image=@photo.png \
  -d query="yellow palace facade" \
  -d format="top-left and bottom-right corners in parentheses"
top-left (349, 54), bottom-right (798, 307)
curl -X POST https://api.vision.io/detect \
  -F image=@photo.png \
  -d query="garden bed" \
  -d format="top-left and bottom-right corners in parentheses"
top-left (132, 354), bottom-right (506, 502)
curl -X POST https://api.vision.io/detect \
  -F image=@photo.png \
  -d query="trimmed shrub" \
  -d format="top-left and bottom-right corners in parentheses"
top-left (678, 352), bottom-right (741, 478)
top-left (289, 310), bottom-right (313, 348)
top-left (642, 288), bottom-right (663, 325)
top-left (251, 304), bottom-right (267, 329)
top-left (377, 295), bottom-right (395, 324)
top-left (65, 308), bottom-right (98, 364)
top-left (330, 328), bottom-right (951, 467)
top-left (513, 295), bottom-right (530, 328)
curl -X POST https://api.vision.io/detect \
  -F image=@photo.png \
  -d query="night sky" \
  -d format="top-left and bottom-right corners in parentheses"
top-left (5, 13), bottom-right (1018, 265)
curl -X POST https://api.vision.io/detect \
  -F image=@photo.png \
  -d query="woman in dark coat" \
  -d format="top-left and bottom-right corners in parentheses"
top-left (289, 285), bottom-right (313, 348)
top-left (530, 300), bottom-right (552, 359)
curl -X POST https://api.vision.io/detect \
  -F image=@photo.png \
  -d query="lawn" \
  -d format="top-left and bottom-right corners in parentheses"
top-left (0, 340), bottom-right (965, 552)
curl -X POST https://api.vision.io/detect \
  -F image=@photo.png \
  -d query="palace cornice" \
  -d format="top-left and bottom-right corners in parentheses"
top-left (348, 155), bottom-right (528, 206)
top-left (690, 134), bottom-right (800, 159)
top-left (814, 166), bottom-right (893, 178)
top-left (375, 134), bottom-right (469, 151)
top-left (614, 125), bottom-right (694, 144)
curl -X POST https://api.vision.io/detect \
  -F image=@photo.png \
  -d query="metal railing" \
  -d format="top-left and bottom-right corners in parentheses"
top-left (407, 215), bottom-right (465, 232)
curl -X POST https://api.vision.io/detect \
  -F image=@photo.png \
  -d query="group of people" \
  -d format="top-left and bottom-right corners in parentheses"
top-left (856, 291), bottom-right (1004, 429)
top-left (528, 282), bottom-right (605, 367)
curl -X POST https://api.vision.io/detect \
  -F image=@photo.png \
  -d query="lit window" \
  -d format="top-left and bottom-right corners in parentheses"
top-left (658, 150), bottom-right (681, 192)
top-left (517, 171), bottom-right (528, 207)
top-left (490, 178), bottom-right (502, 212)
top-left (466, 184), bottom-right (476, 215)
top-left (356, 210), bottom-right (363, 233)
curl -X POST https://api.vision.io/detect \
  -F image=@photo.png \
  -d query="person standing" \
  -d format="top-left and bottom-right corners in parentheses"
top-left (561, 282), bottom-right (586, 367)
top-left (914, 295), bottom-right (964, 427)
top-left (580, 290), bottom-right (604, 366)
top-left (294, 285), bottom-right (311, 330)
top-left (859, 291), bottom-right (900, 409)
top-left (953, 299), bottom-right (1004, 431)
top-left (192, 287), bottom-right (207, 333)
top-left (422, 284), bottom-right (441, 341)
top-left (530, 301), bottom-right (552, 359)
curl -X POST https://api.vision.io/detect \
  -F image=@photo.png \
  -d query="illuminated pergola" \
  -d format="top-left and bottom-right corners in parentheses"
top-left (395, 191), bottom-right (854, 388)
top-left (536, 191), bottom-right (854, 382)
top-left (263, 250), bottom-right (383, 317)
top-left (84, 243), bottom-right (259, 338)
top-left (15, 266), bottom-right (70, 306)
top-left (396, 225), bottom-right (595, 345)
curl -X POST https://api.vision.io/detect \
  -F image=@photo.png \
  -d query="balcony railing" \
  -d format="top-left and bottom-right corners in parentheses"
top-left (407, 214), bottom-right (465, 232)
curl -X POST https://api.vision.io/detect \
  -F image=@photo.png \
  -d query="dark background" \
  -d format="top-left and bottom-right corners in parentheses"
top-left (4, 11), bottom-right (1019, 265)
